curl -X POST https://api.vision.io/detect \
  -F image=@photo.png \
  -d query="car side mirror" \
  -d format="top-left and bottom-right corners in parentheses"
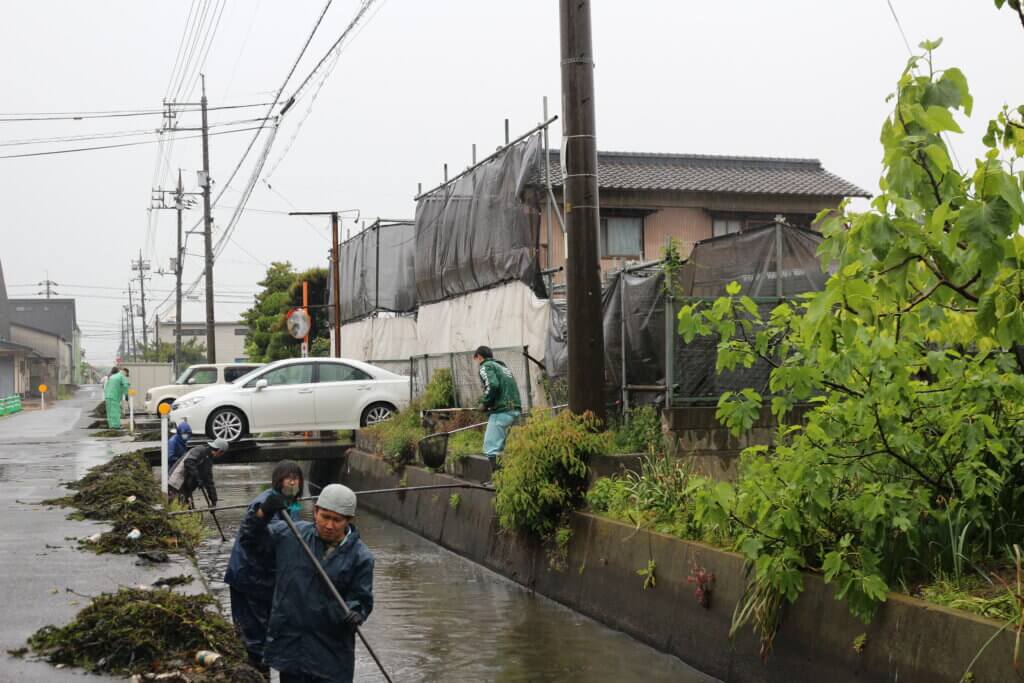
top-left (255, 379), bottom-right (268, 391)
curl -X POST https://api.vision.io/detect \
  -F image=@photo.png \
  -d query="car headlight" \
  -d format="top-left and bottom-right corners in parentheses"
top-left (173, 396), bottom-right (205, 410)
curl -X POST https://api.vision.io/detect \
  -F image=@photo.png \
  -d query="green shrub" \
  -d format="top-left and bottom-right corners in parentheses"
top-left (494, 410), bottom-right (610, 538)
top-left (611, 405), bottom-right (663, 454)
top-left (364, 400), bottom-right (426, 469)
top-left (448, 428), bottom-right (484, 461)
top-left (422, 369), bottom-right (455, 410)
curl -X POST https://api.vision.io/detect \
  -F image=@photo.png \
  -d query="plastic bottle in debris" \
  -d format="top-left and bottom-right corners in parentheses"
top-left (195, 650), bottom-right (223, 668)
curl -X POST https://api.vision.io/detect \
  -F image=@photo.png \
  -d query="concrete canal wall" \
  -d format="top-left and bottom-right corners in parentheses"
top-left (333, 446), bottom-right (1016, 683)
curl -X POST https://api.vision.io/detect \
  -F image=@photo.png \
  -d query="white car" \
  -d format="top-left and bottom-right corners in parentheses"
top-left (169, 357), bottom-right (410, 442)
top-left (145, 362), bottom-right (262, 414)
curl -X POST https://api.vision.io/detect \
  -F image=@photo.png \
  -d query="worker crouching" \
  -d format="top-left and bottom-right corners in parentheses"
top-left (239, 483), bottom-right (374, 683)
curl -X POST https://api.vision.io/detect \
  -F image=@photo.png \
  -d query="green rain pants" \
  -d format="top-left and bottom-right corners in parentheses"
top-left (105, 398), bottom-right (122, 429)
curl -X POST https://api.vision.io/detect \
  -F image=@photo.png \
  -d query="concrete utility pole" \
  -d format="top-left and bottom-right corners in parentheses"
top-left (560, 0), bottom-right (606, 422)
top-left (151, 170), bottom-right (198, 376)
top-left (127, 283), bottom-right (137, 361)
top-left (288, 210), bottom-right (356, 358)
top-left (38, 278), bottom-right (58, 299)
top-left (200, 76), bottom-right (216, 363)
top-left (132, 250), bottom-right (151, 353)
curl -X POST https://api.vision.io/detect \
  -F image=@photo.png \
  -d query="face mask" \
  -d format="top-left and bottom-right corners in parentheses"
top-left (281, 482), bottom-right (300, 497)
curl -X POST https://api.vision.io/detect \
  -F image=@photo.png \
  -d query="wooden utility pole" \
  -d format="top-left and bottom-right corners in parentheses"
top-left (288, 210), bottom-right (347, 358)
top-left (200, 75), bottom-right (217, 363)
top-left (175, 171), bottom-right (184, 375)
top-left (560, 0), bottom-right (606, 422)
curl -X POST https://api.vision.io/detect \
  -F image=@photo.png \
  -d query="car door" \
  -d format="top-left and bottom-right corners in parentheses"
top-left (314, 362), bottom-right (374, 428)
top-left (247, 363), bottom-right (317, 431)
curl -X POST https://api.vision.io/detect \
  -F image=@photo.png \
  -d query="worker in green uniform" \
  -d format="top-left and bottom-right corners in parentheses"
top-left (103, 367), bottom-right (130, 429)
top-left (474, 346), bottom-right (521, 479)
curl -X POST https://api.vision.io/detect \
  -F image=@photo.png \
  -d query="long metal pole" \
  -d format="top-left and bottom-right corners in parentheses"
top-left (174, 170), bottom-right (184, 377)
top-left (332, 212), bottom-right (341, 357)
top-left (620, 272), bottom-right (629, 412)
top-left (171, 483), bottom-right (493, 516)
top-left (560, 0), bottom-right (606, 423)
top-left (278, 514), bottom-right (395, 683)
top-left (200, 75), bottom-right (217, 363)
top-left (543, 97), bottom-right (555, 273)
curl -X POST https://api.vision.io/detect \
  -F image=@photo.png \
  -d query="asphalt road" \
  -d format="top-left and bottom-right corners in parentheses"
top-left (0, 387), bottom-right (204, 682)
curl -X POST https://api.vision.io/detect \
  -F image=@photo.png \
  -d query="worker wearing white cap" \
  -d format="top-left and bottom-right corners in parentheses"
top-left (238, 483), bottom-right (375, 683)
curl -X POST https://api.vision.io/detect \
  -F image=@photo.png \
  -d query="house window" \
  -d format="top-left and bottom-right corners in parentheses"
top-left (234, 328), bottom-right (247, 336)
top-left (712, 218), bottom-right (743, 237)
top-left (600, 216), bottom-right (644, 258)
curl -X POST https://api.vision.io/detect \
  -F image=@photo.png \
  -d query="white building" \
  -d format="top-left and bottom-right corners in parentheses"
top-left (154, 320), bottom-right (249, 363)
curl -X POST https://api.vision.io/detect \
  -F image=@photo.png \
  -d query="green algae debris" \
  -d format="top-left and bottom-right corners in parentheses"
top-left (26, 587), bottom-right (261, 681)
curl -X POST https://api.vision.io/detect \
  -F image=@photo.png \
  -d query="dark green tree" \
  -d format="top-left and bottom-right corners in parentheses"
top-left (139, 339), bottom-right (207, 365)
top-left (241, 262), bottom-right (331, 362)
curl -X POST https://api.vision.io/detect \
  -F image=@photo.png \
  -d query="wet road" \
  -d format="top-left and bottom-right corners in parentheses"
top-left (196, 463), bottom-right (718, 682)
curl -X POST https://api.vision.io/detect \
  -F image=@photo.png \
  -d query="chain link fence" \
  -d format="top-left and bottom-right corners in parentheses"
top-left (371, 345), bottom-right (542, 410)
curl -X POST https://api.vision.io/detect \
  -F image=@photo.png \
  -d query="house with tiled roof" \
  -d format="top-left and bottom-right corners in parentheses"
top-left (532, 150), bottom-right (869, 281)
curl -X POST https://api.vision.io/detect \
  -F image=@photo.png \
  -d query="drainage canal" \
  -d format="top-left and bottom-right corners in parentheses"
top-left (189, 461), bottom-right (717, 682)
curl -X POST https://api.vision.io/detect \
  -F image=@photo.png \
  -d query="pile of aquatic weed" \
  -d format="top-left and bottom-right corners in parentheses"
top-left (46, 452), bottom-right (205, 554)
top-left (24, 586), bottom-right (262, 682)
top-left (90, 429), bottom-right (125, 438)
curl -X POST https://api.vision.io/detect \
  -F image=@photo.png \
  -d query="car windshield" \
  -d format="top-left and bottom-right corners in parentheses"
top-left (230, 366), bottom-right (264, 384)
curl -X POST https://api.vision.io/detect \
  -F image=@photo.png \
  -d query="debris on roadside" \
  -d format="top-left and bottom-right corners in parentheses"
top-left (45, 452), bottom-right (205, 554)
top-left (25, 586), bottom-right (262, 682)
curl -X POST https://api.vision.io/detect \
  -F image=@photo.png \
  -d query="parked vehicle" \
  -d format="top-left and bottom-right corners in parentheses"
top-left (145, 362), bottom-right (262, 414)
top-left (169, 357), bottom-right (410, 442)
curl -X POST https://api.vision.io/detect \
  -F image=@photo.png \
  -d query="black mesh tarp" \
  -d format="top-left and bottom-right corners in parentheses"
top-left (332, 220), bottom-right (417, 324)
top-left (680, 223), bottom-right (827, 298)
top-left (414, 134), bottom-right (544, 304)
top-left (545, 223), bottom-right (829, 404)
top-left (546, 270), bottom-right (668, 405)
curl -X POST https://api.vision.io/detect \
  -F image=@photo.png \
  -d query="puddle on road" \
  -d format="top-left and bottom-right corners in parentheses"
top-left (191, 463), bottom-right (716, 683)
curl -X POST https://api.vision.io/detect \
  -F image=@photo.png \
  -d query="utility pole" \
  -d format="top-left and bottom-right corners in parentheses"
top-left (152, 170), bottom-right (198, 376)
top-left (560, 0), bottom-right (606, 423)
top-left (127, 283), bottom-right (137, 361)
top-left (38, 278), bottom-right (58, 298)
top-left (200, 76), bottom-right (217, 363)
top-left (132, 250), bottom-right (151, 354)
top-left (288, 210), bottom-right (359, 358)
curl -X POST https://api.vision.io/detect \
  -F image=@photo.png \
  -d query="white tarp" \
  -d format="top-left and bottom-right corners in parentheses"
top-left (415, 281), bottom-right (549, 355)
top-left (336, 316), bottom-right (419, 361)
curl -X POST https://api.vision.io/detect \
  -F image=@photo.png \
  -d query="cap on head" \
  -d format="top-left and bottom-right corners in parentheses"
top-left (474, 345), bottom-right (493, 359)
top-left (316, 484), bottom-right (357, 517)
top-left (211, 438), bottom-right (230, 452)
top-left (177, 421), bottom-right (192, 436)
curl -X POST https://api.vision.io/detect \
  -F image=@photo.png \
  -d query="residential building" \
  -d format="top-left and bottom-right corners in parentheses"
top-left (0, 260), bottom-right (36, 396)
top-left (7, 297), bottom-right (82, 384)
top-left (533, 151), bottom-right (869, 282)
top-left (10, 322), bottom-right (71, 391)
top-left (153, 319), bottom-right (250, 363)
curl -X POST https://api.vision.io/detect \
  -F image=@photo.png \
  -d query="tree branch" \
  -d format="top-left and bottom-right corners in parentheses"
top-left (872, 405), bottom-right (948, 493)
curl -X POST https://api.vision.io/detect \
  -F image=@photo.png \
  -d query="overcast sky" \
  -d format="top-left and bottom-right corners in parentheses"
top-left (1, 1), bottom-right (1022, 363)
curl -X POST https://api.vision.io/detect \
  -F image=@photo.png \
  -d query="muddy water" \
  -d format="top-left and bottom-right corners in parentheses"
top-left (193, 462), bottom-right (717, 682)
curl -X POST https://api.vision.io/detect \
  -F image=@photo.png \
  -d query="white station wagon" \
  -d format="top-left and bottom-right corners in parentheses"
top-left (169, 357), bottom-right (410, 442)
top-left (144, 362), bottom-right (262, 414)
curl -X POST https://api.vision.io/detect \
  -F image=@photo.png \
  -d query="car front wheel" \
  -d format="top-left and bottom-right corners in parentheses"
top-left (208, 407), bottom-right (248, 442)
top-left (361, 403), bottom-right (396, 427)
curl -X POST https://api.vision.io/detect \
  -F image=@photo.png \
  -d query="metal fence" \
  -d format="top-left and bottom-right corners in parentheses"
top-left (371, 345), bottom-right (541, 410)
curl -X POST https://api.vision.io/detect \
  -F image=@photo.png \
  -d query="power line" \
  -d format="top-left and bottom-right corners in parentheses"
top-left (0, 124), bottom-right (265, 160)
top-left (0, 102), bottom-right (273, 122)
top-left (0, 117), bottom-right (271, 148)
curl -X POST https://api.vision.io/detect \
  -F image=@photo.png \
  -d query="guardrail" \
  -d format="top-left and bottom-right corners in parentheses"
top-left (0, 395), bottom-right (23, 416)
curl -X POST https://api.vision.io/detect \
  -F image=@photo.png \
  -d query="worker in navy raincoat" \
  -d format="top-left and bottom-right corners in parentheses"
top-left (238, 483), bottom-right (374, 683)
top-left (166, 421), bottom-right (193, 470)
top-left (224, 460), bottom-right (305, 671)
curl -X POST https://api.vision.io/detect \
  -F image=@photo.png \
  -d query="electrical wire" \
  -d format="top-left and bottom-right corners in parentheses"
top-left (0, 125), bottom-right (266, 160)
top-left (0, 102), bottom-right (273, 122)
top-left (0, 118), bottom-right (271, 148)
top-left (152, 0), bottom-right (337, 319)
top-left (165, 0), bottom-right (199, 101)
